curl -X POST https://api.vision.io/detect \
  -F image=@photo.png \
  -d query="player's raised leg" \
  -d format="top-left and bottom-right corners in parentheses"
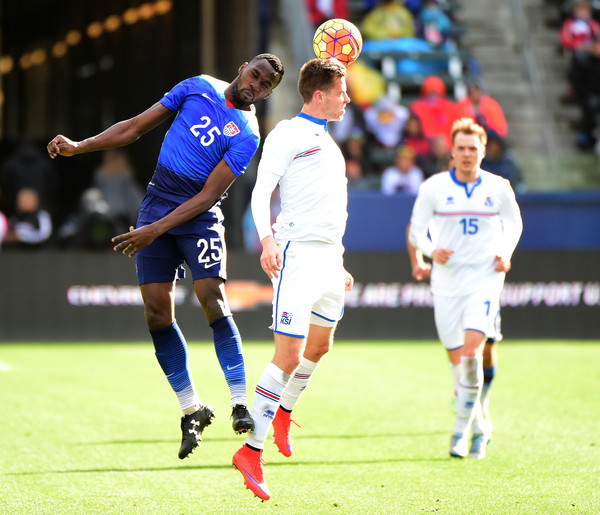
top-left (142, 281), bottom-right (215, 459)
top-left (233, 333), bottom-right (303, 500)
top-left (195, 277), bottom-right (254, 434)
top-left (274, 323), bottom-right (334, 456)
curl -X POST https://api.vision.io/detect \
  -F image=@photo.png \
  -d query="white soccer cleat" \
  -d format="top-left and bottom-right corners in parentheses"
top-left (449, 433), bottom-right (468, 458)
top-left (468, 433), bottom-right (490, 459)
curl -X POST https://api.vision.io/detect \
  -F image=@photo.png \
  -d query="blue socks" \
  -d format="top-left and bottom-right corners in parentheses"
top-left (150, 321), bottom-right (200, 412)
top-left (483, 365), bottom-right (496, 387)
top-left (210, 315), bottom-right (248, 407)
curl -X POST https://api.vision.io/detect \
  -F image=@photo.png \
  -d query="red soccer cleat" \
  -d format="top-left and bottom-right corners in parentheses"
top-left (232, 445), bottom-right (270, 501)
top-left (272, 407), bottom-right (300, 457)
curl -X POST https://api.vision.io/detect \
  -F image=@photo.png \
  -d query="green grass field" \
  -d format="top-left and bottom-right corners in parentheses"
top-left (1, 340), bottom-right (598, 514)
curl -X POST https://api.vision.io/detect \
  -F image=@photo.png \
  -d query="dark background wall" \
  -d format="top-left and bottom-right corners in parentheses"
top-left (1, 249), bottom-right (598, 342)
top-left (0, 0), bottom-right (262, 248)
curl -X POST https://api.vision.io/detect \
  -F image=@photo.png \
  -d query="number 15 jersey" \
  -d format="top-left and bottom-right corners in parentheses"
top-left (409, 168), bottom-right (523, 296)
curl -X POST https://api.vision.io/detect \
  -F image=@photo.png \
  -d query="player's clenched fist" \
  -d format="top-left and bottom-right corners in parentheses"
top-left (47, 135), bottom-right (79, 158)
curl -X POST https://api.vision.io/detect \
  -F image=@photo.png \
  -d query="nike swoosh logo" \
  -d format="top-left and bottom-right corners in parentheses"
top-left (227, 363), bottom-right (243, 371)
top-left (202, 93), bottom-right (217, 104)
top-left (204, 262), bottom-right (220, 269)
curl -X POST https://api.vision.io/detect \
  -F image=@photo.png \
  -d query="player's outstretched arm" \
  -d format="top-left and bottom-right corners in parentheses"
top-left (47, 102), bottom-right (173, 159)
top-left (112, 159), bottom-right (237, 257)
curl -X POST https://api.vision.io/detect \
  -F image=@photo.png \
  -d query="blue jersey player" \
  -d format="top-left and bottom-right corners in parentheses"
top-left (47, 53), bottom-right (284, 460)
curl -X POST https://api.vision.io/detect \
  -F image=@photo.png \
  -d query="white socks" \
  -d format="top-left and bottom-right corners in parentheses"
top-left (450, 362), bottom-right (461, 397)
top-left (246, 362), bottom-right (290, 449)
top-left (453, 355), bottom-right (483, 436)
top-left (280, 358), bottom-right (319, 411)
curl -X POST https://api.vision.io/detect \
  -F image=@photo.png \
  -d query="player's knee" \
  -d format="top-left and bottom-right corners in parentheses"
top-left (195, 281), bottom-right (228, 322)
top-left (279, 354), bottom-right (302, 376)
top-left (144, 304), bottom-right (173, 330)
top-left (307, 341), bottom-right (332, 361)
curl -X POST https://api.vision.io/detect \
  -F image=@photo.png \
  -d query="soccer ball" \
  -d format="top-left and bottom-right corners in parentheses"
top-left (312, 18), bottom-right (363, 67)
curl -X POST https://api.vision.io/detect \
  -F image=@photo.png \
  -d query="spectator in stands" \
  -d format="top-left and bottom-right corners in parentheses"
top-left (380, 145), bottom-right (424, 195)
top-left (57, 187), bottom-right (123, 250)
top-left (305, 0), bottom-right (350, 27)
top-left (331, 101), bottom-right (367, 145)
top-left (416, 0), bottom-right (455, 50)
top-left (0, 141), bottom-right (57, 217)
top-left (401, 113), bottom-right (432, 158)
top-left (559, 0), bottom-right (600, 101)
top-left (480, 131), bottom-right (525, 192)
top-left (361, 0), bottom-right (416, 40)
top-left (346, 156), bottom-right (375, 190)
top-left (418, 134), bottom-right (452, 178)
top-left (3, 187), bottom-right (53, 249)
top-left (340, 128), bottom-right (376, 178)
top-left (92, 149), bottom-right (145, 229)
top-left (577, 35), bottom-right (600, 151)
top-left (364, 93), bottom-right (410, 149)
top-left (410, 75), bottom-right (461, 147)
top-left (345, 60), bottom-right (387, 108)
top-left (457, 78), bottom-right (508, 138)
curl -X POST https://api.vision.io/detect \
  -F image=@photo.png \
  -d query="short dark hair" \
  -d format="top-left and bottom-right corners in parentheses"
top-left (249, 53), bottom-right (285, 84)
top-left (297, 58), bottom-right (347, 104)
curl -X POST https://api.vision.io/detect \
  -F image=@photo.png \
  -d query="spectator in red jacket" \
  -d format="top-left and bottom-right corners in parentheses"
top-left (560, 0), bottom-right (600, 100)
top-left (457, 79), bottom-right (508, 138)
top-left (305, 0), bottom-right (350, 27)
top-left (410, 75), bottom-right (462, 147)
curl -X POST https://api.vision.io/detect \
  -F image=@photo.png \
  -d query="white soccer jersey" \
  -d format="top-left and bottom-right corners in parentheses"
top-left (252, 113), bottom-right (348, 244)
top-left (409, 168), bottom-right (523, 296)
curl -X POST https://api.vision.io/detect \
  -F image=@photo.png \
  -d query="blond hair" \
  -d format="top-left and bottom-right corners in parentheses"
top-left (451, 118), bottom-right (487, 146)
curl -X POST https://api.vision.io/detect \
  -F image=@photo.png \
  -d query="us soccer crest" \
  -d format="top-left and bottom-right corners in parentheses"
top-left (223, 121), bottom-right (240, 136)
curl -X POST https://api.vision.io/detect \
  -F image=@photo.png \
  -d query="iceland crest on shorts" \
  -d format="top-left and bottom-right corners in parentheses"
top-left (280, 311), bottom-right (293, 325)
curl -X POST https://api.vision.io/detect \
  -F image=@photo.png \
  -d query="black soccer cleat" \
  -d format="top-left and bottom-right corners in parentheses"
top-left (231, 404), bottom-right (255, 434)
top-left (178, 404), bottom-right (215, 459)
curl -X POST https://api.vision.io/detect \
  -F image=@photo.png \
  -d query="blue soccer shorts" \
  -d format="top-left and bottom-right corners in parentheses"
top-left (135, 194), bottom-right (227, 285)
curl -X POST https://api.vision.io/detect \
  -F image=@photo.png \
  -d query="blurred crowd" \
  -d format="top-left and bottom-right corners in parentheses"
top-left (319, 0), bottom-right (524, 199)
top-left (0, 0), bottom-right (528, 252)
top-left (0, 146), bottom-right (144, 252)
top-left (556, 0), bottom-right (600, 152)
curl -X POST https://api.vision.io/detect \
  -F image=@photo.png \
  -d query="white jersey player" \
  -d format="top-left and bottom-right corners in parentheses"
top-left (233, 58), bottom-right (354, 501)
top-left (409, 118), bottom-right (522, 459)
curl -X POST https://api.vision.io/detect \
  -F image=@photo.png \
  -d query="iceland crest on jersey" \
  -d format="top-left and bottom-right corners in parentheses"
top-left (280, 311), bottom-right (293, 325)
top-left (485, 196), bottom-right (494, 207)
top-left (223, 121), bottom-right (240, 136)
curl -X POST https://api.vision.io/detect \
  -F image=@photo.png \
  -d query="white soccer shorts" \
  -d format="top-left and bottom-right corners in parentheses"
top-left (433, 289), bottom-right (501, 351)
top-left (270, 240), bottom-right (346, 338)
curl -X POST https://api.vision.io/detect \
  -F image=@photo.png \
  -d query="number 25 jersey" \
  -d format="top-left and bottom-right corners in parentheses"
top-left (148, 74), bottom-right (260, 203)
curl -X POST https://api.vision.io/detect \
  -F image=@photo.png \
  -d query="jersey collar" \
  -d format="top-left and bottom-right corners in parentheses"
top-left (297, 112), bottom-right (328, 131)
top-left (450, 167), bottom-right (482, 198)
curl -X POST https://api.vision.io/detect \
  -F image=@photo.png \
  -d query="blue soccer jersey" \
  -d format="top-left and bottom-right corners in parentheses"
top-left (147, 74), bottom-right (260, 203)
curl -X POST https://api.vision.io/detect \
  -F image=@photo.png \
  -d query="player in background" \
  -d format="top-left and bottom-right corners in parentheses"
top-left (232, 58), bottom-right (354, 500)
top-left (408, 118), bottom-right (522, 459)
top-left (47, 53), bottom-right (284, 460)
top-left (406, 224), bottom-right (502, 443)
